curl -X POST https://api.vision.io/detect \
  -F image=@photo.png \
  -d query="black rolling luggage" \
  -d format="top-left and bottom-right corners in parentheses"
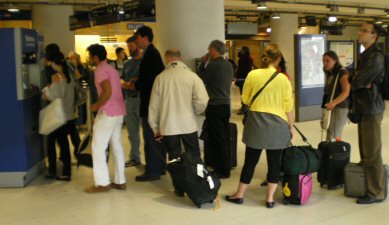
top-left (230, 122), bottom-right (238, 168)
top-left (318, 140), bottom-right (351, 189)
top-left (167, 152), bottom-right (221, 208)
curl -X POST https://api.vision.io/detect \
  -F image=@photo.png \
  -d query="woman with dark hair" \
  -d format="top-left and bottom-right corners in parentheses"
top-left (321, 51), bottom-right (350, 140)
top-left (43, 51), bottom-right (76, 181)
top-left (235, 46), bottom-right (254, 114)
top-left (226, 43), bottom-right (294, 208)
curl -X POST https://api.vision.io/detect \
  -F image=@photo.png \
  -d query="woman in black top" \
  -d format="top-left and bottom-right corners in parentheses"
top-left (322, 51), bottom-right (350, 140)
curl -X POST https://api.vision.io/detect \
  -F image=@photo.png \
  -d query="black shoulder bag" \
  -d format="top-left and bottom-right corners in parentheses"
top-left (242, 71), bottom-right (279, 125)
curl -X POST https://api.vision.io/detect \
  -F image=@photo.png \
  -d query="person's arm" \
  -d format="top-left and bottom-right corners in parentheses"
top-left (326, 73), bottom-right (350, 110)
top-left (91, 79), bottom-right (111, 112)
top-left (286, 111), bottom-right (295, 140)
top-left (351, 51), bottom-right (385, 91)
top-left (284, 79), bottom-right (294, 139)
top-left (241, 71), bottom-right (253, 105)
top-left (148, 77), bottom-right (160, 137)
top-left (192, 76), bottom-right (209, 115)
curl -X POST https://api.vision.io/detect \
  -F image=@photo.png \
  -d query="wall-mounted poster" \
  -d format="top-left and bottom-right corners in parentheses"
top-left (328, 41), bottom-right (354, 69)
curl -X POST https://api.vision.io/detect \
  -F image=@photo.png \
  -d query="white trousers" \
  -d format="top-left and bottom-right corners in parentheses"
top-left (92, 112), bottom-right (125, 186)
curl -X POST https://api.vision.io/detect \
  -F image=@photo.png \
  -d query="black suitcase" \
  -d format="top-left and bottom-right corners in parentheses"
top-left (167, 152), bottom-right (221, 208)
top-left (230, 122), bottom-right (238, 168)
top-left (317, 140), bottom-right (351, 189)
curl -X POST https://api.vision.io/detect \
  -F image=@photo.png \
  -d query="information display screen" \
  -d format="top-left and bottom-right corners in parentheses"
top-left (300, 35), bottom-right (326, 89)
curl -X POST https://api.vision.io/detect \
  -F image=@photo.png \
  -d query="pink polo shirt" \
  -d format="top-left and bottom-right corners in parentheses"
top-left (95, 61), bottom-right (126, 116)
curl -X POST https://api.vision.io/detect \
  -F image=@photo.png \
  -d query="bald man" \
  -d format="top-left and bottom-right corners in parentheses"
top-left (148, 48), bottom-right (209, 196)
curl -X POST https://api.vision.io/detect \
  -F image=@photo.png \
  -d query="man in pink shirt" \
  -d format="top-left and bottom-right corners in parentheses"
top-left (85, 44), bottom-right (127, 193)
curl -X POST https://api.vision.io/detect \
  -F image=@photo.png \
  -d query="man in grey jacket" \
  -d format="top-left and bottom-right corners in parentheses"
top-left (351, 22), bottom-right (386, 204)
top-left (198, 40), bottom-right (234, 178)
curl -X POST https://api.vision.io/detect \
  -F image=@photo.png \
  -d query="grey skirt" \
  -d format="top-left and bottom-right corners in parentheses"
top-left (242, 111), bottom-right (291, 150)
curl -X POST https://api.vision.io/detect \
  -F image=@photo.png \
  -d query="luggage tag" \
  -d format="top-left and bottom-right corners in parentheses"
top-left (207, 176), bottom-right (215, 189)
top-left (197, 164), bottom-right (204, 178)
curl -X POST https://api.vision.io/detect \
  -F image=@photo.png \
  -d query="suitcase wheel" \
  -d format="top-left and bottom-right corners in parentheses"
top-left (197, 204), bottom-right (201, 208)
top-left (283, 199), bottom-right (290, 205)
top-left (209, 200), bottom-right (214, 203)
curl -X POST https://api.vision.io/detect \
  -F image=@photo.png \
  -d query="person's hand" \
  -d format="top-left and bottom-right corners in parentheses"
top-left (91, 103), bottom-right (99, 113)
top-left (127, 81), bottom-right (136, 90)
top-left (366, 83), bottom-right (373, 89)
top-left (154, 132), bottom-right (162, 142)
top-left (201, 54), bottom-right (209, 62)
top-left (289, 124), bottom-right (294, 140)
top-left (326, 102), bottom-right (336, 110)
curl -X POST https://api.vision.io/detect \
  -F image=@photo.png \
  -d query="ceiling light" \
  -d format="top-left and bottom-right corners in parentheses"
top-left (358, 7), bottom-right (365, 14)
top-left (376, 18), bottom-right (383, 24)
top-left (386, 10), bottom-right (389, 17)
top-left (118, 6), bottom-right (124, 14)
top-left (272, 13), bottom-right (280, 19)
top-left (328, 16), bottom-right (337, 22)
top-left (7, 4), bottom-right (19, 13)
top-left (257, 2), bottom-right (267, 10)
top-left (266, 26), bottom-right (272, 33)
top-left (383, 24), bottom-right (388, 28)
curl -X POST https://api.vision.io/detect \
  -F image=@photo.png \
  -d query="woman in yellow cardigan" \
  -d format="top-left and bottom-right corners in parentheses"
top-left (226, 43), bottom-right (294, 208)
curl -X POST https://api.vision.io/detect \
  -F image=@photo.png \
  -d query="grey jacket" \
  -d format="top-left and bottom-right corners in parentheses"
top-left (351, 44), bottom-right (385, 115)
top-left (198, 57), bottom-right (234, 105)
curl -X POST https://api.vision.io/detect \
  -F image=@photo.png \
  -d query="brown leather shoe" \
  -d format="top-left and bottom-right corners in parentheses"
top-left (85, 185), bottom-right (111, 193)
top-left (111, 183), bottom-right (126, 190)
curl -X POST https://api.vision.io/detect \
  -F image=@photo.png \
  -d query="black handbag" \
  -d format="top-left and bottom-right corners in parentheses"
top-left (243, 71), bottom-right (279, 125)
top-left (281, 125), bottom-right (321, 175)
top-left (347, 109), bottom-right (361, 124)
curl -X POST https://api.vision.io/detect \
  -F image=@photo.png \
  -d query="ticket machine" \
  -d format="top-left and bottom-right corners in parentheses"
top-left (0, 28), bottom-right (44, 187)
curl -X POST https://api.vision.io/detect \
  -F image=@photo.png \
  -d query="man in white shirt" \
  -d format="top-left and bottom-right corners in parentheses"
top-left (148, 48), bottom-right (209, 196)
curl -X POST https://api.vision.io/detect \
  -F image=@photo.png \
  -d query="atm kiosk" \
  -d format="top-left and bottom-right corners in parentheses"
top-left (0, 28), bottom-right (44, 187)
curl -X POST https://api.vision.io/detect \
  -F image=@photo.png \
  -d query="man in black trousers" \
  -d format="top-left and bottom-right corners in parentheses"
top-left (130, 26), bottom-right (166, 182)
top-left (198, 40), bottom-right (234, 178)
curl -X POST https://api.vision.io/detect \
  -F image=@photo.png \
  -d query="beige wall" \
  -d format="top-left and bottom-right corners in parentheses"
top-left (32, 5), bottom-right (75, 55)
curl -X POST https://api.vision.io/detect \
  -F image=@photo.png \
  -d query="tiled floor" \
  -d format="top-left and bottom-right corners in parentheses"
top-left (1, 85), bottom-right (389, 225)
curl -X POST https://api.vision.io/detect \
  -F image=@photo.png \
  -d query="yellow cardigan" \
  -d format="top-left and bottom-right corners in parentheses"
top-left (241, 67), bottom-right (293, 122)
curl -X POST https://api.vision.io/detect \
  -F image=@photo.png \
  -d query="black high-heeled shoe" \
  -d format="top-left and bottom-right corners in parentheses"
top-left (266, 201), bottom-right (275, 208)
top-left (225, 195), bottom-right (244, 204)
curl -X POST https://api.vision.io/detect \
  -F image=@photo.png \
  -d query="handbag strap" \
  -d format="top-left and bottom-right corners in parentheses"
top-left (293, 124), bottom-right (310, 145)
top-left (328, 70), bottom-right (341, 103)
top-left (248, 71), bottom-right (279, 108)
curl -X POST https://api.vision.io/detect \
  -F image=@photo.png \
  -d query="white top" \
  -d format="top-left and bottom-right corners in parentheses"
top-left (148, 61), bottom-right (209, 136)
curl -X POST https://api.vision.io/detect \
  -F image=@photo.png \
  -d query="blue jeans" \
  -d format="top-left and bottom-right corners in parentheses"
top-left (142, 117), bottom-right (166, 176)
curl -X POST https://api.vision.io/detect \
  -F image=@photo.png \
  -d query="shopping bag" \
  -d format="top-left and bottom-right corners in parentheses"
top-left (39, 98), bottom-right (66, 135)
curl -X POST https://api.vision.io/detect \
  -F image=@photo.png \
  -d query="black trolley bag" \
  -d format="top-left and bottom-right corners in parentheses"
top-left (317, 140), bottom-right (351, 189)
top-left (167, 152), bottom-right (221, 208)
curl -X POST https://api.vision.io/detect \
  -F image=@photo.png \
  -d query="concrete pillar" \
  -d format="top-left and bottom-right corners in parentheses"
top-left (156, 0), bottom-right (225, 69)
top-left (270, 13), bottom-right (299, 87)
top-left (32, 5), bottom-right (75, 54)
